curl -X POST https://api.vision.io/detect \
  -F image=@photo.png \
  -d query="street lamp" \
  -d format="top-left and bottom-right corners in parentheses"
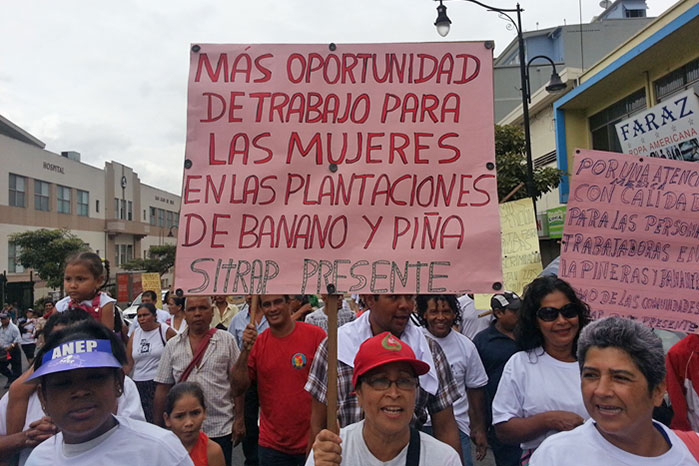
top-left (435, 0), bottom-right (451, 37)
top-left (527, 55), bottom-right (567, 100)
top-left (433, 0), bottom-right (566, 211)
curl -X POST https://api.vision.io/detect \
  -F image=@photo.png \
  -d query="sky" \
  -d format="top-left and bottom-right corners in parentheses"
top-left (0, 0), bottom-right (678, 195)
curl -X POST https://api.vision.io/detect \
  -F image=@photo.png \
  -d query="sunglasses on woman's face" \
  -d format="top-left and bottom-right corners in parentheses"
top-left (536, 303), bottom-right (579, 322)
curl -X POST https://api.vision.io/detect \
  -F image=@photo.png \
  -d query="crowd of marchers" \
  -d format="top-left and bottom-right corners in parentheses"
top-left (0, 250), bottom-right (698, 465)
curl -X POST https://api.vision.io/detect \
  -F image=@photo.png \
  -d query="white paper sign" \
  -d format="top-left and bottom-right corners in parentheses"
top-left (616, 89), bottom-right (699, 162)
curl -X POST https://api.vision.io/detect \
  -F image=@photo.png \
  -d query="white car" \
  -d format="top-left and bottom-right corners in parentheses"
top-left (123, 292), bottom-right (145, 324)
top-left (123, 291), bottom-right (169, 324)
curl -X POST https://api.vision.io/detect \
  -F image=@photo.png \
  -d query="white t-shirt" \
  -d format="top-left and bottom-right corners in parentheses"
top-left (131, 325), bottom-right (168, 381)
top-left (20, 319), bottom-right (37, 345)
top-left (491, 348), bottom-right (589, 450)
top-left (423, 329), bottom-right (488, 434)
top-left (127, 309), bottom-right (171, 336)
top-left (0, 376), bottom-right (145, 466)
top-left (56, 293), bottom-right (116, 313)
top-left (166, 315), bottom-right (188, 334)
top-left (458, 295), bottom-right (491, 339)
top-left (530, 419), bottom-right (698, 466)
top-left (304, 420), bottom-right (461, 466)
top-left (25, 415), bottom-right (193, 466)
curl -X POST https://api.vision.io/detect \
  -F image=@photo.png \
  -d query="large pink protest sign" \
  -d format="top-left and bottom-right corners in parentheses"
top-left (561, 149), bottom-right (699, 333)
top-left (175, 43), bottom-right (502, 295)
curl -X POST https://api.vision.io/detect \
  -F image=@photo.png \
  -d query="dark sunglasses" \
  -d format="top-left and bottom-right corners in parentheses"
top-left (536, 303), bottom-right (579, 322)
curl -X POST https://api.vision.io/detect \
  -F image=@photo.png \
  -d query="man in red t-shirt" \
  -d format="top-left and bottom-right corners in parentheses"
top-left (231, 295), bottom-right (326, 465)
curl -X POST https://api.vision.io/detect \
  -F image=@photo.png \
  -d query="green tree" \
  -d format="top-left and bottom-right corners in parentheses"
top-left (122, 244), bottom-right (176, 275)
top-left (10, 229), bottom-right (89, 290)
top-left (495, 124), bottom-right (564, 202)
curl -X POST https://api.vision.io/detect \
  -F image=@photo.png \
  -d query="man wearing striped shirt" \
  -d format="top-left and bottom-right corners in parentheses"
top-left (153, 296), bottom-right (242, 466)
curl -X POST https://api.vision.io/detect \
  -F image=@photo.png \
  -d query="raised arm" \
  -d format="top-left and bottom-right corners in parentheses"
top-left (230, 324), bottom-right (257, 397)
top-left (6, 370), bottom-right (37, 434)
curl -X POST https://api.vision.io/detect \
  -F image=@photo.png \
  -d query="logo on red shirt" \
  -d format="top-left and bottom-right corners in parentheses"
top-left (291, 352), bottom-right (307, 369)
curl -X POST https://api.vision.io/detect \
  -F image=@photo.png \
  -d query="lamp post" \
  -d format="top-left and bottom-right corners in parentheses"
top-left (434, 0), bottom-right (565, 213)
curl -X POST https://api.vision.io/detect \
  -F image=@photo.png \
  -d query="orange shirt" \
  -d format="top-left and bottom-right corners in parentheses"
top-left (189, 431), bottom-right (209, 466)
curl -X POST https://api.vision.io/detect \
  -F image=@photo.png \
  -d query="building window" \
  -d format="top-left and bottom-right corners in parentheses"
top-left (624, 8), bottom-right (645, 18)
top-left (77, 190), bottom-right (89, 216)
top-left (127, 201), bottom-right (133, 221)
top-left (114, 198), bottom-right (119, 218)
top-left (9, 174), bottom-right (26, 208)
top-left (150, 207), bottom-right (157, 225)
top-left (158, 208), bottom-right (165, 227)
top-left (166, 210), bottom-right (173, 228)
top-left (117, 244), bottom-right (134, 266)
top-left (57, 186), bottom-right (71, 214)
top-left (8, 242), bottom-right (24, 273)
top-left (655, 57), bottom-right (699, 102)
top-left (534, 151), bottom-right (557, 169)
top-left (143, 209), bottom-right (146, 221)
top-left (96, 199), bottom-right (100, 213)
top-left (35, 180), bottom-right (50, 211)
top-left (589, 88), bottom-right (646, 153)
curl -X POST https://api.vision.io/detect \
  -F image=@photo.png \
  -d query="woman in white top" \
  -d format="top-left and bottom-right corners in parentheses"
top-left (492, 276), bottom-right (592, 464)
top-left (165, 293), bottom-right (188, 334)
top-left (24, 319), bottom-right (192, 466)
top-left (19, 309), bottom-right (38, 362)
top-left (531, 317), bottom-right (698, 465)
top-left (307, 332), bottom-right (461, 466)
top-left (0, 308), bottom-right (146, 466)
top-left (125, 303), bottom-right (176, 423)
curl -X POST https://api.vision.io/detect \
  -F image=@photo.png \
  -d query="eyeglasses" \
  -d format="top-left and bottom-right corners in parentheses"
top-left (363, 376), bottom-right (418, 391)
top-left (536, 303), bottom-right (579, 322)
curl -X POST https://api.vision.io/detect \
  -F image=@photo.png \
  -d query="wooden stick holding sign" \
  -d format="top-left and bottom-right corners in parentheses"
top-left (249, 295), bottom-right (260, 325)
top-left (500, 182), bottom-right (525, 204)
top-left (325, 285), bottom-right (339, 434)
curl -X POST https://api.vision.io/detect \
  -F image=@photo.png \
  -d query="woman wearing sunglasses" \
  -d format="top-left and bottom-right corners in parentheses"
top-left (530, 317), bottom-right (698, 465)
top-left (491, 275), bottom-right (591, 465)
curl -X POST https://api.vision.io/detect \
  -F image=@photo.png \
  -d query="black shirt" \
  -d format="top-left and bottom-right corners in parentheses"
top-left (472, 322), bottom-right (520, 413)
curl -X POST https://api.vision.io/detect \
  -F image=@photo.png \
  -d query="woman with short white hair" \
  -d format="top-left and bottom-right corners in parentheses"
top-left (531, 316), bottom-right (698, 465)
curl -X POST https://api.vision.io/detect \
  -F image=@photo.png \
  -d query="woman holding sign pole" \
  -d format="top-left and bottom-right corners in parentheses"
top-left (306, 332), bottom-right (461, 466)
top-left (492, 276), bottom-right (591, 464)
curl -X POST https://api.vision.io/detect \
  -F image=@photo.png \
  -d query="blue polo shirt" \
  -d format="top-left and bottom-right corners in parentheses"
top-left (227, 304), bottom-right (268, 350)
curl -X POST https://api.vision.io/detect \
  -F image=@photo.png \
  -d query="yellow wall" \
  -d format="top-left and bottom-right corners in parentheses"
top-left (560, 2), bottom-right (699, 175)
top-left (581, 0), bottom-right (696, 83)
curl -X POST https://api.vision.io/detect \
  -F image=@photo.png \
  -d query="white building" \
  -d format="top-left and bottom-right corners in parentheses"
top-left (0, 114), bottom-right (180, 306)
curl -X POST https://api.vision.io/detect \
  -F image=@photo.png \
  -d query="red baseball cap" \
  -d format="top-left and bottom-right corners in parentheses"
top-left (352, 332), bottom-right (431, 388)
